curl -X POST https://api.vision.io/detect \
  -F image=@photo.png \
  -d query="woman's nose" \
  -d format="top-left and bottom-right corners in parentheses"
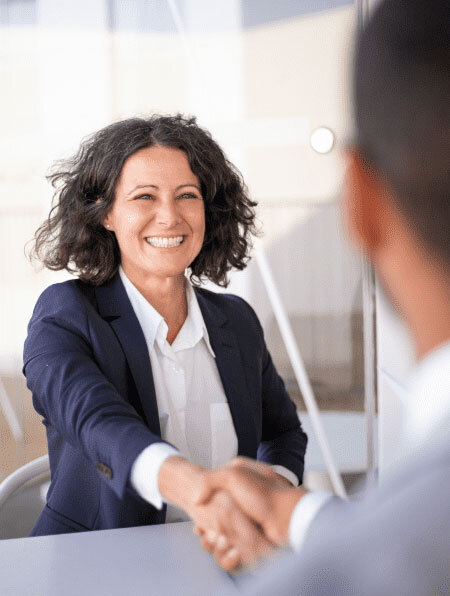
top-left (155, 198), bottom-right (181, 227)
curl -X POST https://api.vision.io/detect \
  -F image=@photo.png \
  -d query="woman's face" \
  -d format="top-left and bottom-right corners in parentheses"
top-left (104, 145), bottom-right (205, 283)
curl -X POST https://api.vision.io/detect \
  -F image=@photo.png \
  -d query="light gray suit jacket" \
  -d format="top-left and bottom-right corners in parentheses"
top-left (222, 422), bottom-right (450, 596)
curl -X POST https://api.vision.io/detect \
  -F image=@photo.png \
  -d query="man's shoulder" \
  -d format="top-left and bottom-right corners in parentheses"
top-left (315, 433), bottom-right (450, 544)
top-left (381, 427), bottom-right (450, 493)
top-left (240, 439), bottom-right (450, 596)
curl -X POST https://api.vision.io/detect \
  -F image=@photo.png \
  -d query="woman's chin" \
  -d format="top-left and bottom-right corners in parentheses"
top-left (138, 263), bottom-right (189, 281)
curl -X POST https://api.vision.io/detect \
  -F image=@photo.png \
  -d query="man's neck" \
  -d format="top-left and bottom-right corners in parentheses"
top-left (402, 268), bottom-right (450, 361)
top-left (376, 224), bottom-right (450, 362)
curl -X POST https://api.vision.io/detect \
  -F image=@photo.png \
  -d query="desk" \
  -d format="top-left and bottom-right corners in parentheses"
top-left (0, 521), bottom-right (239, 595)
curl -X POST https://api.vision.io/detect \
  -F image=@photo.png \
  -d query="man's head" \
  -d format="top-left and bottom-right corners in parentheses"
top-left (345, 0), bottom-right (450, 355)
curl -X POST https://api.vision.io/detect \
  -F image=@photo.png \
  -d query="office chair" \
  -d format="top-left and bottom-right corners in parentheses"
top-left (0, 454), bottom-right (50, 539)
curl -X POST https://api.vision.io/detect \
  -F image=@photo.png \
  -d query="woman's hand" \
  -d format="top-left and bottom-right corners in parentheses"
top-left (195, 457), bottom-right (307, 546)
top-left (158, 456), bottom-right (274, 572)
top-left (191, 489), bottom-right (274, 572)
top-left (157, 455), bottom-right (207, 511)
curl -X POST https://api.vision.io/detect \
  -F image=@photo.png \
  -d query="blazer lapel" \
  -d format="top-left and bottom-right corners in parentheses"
top-left (196, 290), bottom-right (258, 458)
top-left (95, 274), bottom-right (161, 437)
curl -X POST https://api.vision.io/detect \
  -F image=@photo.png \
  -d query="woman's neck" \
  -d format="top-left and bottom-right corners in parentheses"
top-left (123, 267), bottom-right (188, 344)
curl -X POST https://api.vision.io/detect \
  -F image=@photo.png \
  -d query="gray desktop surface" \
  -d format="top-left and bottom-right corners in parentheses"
top-left (0, 521), bottom-right (239, 596)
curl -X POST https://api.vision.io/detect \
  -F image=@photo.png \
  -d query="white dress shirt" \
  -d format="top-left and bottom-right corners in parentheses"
top-left (289, 339), bottom-right (450, 551)
top-left (120, 268), bottom-right (297, 522)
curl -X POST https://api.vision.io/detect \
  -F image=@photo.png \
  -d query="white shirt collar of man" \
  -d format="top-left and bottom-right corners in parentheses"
top-left (383, 339), bottom-right (450, 479)
top-left (118, 266), bottom-right (216, 358)
top-left (405, 339), bottom-right (450, 449)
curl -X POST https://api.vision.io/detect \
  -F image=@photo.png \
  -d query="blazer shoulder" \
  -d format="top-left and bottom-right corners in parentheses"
top-left (25, 279), bottom-right (98, 366)
top-left (196, 287), bottom-right (257, 315)
top-left (196, 287), bottom-right (263, 334)
top-left (34, 278), bottom-right (96, 315)
top-left (29, 280), bottom-right (98, 337)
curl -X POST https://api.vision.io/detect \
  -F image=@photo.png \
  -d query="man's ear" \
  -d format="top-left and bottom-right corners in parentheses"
top-left (343, 149), bottom-right (385, 258)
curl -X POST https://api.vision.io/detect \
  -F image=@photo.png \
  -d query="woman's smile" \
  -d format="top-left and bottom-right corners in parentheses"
top-left (145, 235), bottom-right (185, 248)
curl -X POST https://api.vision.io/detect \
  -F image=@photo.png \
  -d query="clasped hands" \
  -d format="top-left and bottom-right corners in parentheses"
top-left (160, 456), bottom-right (306, 572)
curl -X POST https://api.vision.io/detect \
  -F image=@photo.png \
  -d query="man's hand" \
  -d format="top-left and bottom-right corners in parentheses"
top-left (195, 457), bottom-right (307, 546)
top-left (157, 455), bottom-right (273, 572)
top-left (189, 489), bottom-right (274, 572)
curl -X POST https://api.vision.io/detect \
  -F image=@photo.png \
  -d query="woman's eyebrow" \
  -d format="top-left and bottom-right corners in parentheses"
top-left (125, 182), bottom-right (200, 197)
top-left (175, 183), bottom-right (201, 191)
top-left (125, 184), bottom-right (157, 197)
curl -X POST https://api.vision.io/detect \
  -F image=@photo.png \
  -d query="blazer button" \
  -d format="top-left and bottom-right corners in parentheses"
top-left (96, 461), bottom-right (113, 480)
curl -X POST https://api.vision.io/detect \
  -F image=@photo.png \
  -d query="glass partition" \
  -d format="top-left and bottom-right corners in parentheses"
top-left (0, 0), bottom-right (366, 493)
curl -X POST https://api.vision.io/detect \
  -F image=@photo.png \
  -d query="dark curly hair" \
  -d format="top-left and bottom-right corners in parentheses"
top-left (31, 114), bottom-right (259, 286)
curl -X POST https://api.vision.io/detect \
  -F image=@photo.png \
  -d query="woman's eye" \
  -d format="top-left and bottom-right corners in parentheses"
top-left (178, 193), bottom-right (199, 199)
top-left (135, 194), bottom-right (154, 200)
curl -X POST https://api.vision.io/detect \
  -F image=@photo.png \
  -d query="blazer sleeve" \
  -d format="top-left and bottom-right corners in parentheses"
top-left (23, 283), bottom-right (164, 501)
top-left (236, 297), bottom-right (308, 483)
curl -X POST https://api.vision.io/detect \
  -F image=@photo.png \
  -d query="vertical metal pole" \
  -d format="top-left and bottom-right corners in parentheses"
top-left (357, 0), bottom-right (370, 30)
top-left (362, 259), bottom-right (377, 485)
top-left (356, 0), bottom-right (378, 486)
top-left (255, 250), bottom-right (347, 499)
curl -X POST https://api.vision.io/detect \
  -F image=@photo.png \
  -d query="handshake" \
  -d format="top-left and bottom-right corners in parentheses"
top-left (159, 457), bottom-right (307, 572)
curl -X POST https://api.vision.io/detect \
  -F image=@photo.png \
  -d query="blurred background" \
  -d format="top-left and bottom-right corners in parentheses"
top-left (1, 0), bottom-right (372, 501)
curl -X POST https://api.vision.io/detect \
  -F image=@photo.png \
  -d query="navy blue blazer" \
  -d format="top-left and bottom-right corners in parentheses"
top-left (23, 273), bottom-right (307, 536)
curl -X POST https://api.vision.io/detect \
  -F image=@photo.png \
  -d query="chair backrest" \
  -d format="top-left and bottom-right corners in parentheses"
top-left (0, 454), bottom-right (50, 539)
top-left (0, 454), bottom-right (50, 510)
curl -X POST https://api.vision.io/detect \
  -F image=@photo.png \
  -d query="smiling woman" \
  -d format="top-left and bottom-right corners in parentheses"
top-left (105, 145), bottom-right (206, 298)
top-left (33, 115), bottom-right (256, 287)
top-left (24, 114), bottom-right (307, 570)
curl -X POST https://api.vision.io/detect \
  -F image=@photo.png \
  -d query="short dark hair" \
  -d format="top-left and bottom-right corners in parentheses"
top-left (31, 114), bottom-right (258, 286)
top-left (355, 0), bottom-right (450, 266)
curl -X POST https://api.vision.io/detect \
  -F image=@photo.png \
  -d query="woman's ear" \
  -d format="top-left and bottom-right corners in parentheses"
top-left (342, 149), bottom-right (384, 259)
top-left (102, 215), bottom-right (113, 231)
top-left (96, 199), bottom-right (112, 231)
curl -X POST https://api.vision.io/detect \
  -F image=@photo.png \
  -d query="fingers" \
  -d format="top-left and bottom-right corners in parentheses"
top-left (196, 510), bottom-right (241, 570)
top-left (215, 547), bottom-right (241, 573)
top-left (193, 489), bottom-right (274, 573)
top-left (214, 493), bottom-right (273, 567)
top-left (200, 530), bottom-right (218, 555)
top-left (193, 525), bottom-right (204, 537)
top-left (195, 469), bottom-right (226, 506)
top-left (214, 467), bottom-right (274, 526)
top-left (227, 457), bottom-right (277, 479)
top-left (206, 523), bottom-right (269, 573)
top-left (195, 467), bottom-right (256, 509)
top-left (233, 510), bottom-right (273, 565)
top-left (210, 533), bottom-right (231, 562)
top-left (201, 533), bottom-right (241, 573)
top-left (195, 458), bottom-right (279, 513)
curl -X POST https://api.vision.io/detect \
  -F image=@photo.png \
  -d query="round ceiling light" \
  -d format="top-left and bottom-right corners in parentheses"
top-left (310, 126), bottom-right (335, 154)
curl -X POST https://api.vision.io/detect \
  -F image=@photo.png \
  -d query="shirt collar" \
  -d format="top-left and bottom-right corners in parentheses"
top-left (176, 281), bottom-right (215, 357)
top-left (404, 339), bottom-right (450, 447)
top-left (119, 267), bottom-right (215, 358)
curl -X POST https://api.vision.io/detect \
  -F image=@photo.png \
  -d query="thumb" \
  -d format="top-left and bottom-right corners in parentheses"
top-left (194, 469), bottom-right (228, 506)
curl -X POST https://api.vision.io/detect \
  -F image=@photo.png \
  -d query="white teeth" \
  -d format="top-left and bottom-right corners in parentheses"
top-left (146, 236), bottom-right (184, 248)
